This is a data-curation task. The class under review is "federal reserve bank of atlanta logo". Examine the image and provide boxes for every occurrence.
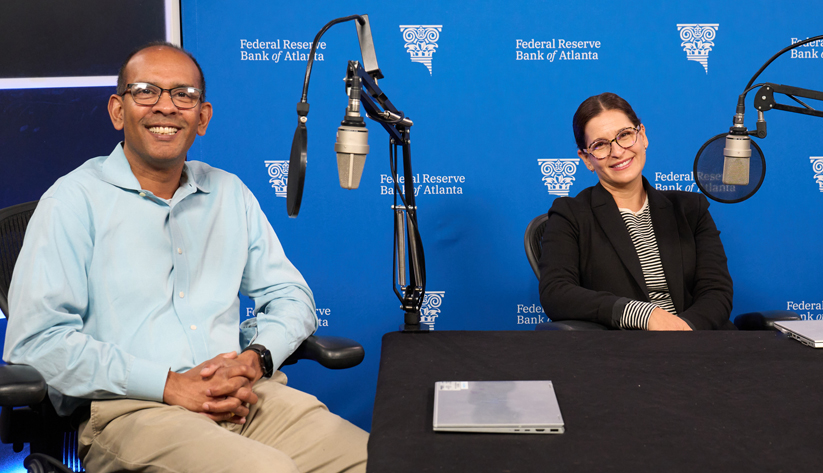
[538,158,580,196]
[420,291,445,330]
[677,24,719,74]
[399,25,442,75]
[264,160,289,198]
[811,157,823,192]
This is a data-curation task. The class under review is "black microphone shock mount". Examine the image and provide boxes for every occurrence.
[695,34,823,203]
[287,15,428,332]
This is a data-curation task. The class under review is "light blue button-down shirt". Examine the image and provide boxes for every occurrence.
[3,144,317,415]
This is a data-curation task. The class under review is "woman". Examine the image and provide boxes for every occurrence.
[538,92,734,330]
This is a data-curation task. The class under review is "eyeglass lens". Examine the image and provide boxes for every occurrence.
[588,128,639,159]
[129,83,201,108]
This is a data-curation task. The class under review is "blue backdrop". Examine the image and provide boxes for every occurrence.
[2,2,822,465]
[180,0,823,431]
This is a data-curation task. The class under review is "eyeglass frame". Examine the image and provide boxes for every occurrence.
[583,125,643,160]
[120,82,204,109]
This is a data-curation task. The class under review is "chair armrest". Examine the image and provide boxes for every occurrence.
[0,364,47,407]
[733,310,801,331]
[25,454,74,473]
[281,335,365,370]
[535,320,611,331]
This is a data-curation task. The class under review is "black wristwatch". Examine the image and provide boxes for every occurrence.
[243,344,274,378]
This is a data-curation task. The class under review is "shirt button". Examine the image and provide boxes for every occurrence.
[139,192,146,197]
[190,325,197,330]
[179,292,185,298]
[177,248,182,254]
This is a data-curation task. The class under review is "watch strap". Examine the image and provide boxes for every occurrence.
[243,344,274,378]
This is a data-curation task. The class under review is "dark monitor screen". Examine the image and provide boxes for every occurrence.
[0,0,167,78]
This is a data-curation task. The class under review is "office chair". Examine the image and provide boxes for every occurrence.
[524,213,800,331]
[0,200,365,473]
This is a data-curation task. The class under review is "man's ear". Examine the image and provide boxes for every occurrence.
[197,101,213,136]
[108,95,125,131]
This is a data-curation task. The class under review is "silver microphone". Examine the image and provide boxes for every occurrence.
[334,75,369,189]
[722,97,752,186]
[722,134,751,186]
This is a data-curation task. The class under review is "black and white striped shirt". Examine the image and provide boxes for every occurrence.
[618,197,677,329]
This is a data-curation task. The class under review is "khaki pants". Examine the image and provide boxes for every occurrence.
[78,371,367,472]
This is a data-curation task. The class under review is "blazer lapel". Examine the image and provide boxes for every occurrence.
[591,184,648,298]
[645,181,686,314]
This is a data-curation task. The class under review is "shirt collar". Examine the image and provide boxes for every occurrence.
[99,143,211,195]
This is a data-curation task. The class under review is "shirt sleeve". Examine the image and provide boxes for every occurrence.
[238,187,317,369]
[3,196,171,404]
[619,300,657,330]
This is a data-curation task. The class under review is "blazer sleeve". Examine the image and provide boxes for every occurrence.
[677,194,733,330]
[538,198,623,327]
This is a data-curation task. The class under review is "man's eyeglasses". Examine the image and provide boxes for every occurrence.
[121,82,203,109]
[585,126,641,160]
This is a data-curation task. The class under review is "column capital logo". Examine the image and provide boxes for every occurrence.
[399,25,443,75]
[538,158,580,196]
[420,291,445,330]
[265,160,289,198]
[811,157,823,192]
[677,24,719,74]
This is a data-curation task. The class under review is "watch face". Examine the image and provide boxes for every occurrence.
[246,345,273,377]
[262,350,273,377]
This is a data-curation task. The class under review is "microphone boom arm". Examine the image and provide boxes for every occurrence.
[753,83,823,119]
[345,61,427,331]
[355,66,414,137]
[695,34,823,203]
[289,14,428,331]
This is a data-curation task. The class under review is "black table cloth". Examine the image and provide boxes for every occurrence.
[368,331,823,473]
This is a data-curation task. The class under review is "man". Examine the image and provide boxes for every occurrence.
[4,42,368,472]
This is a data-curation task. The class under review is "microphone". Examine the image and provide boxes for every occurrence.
[694,132,765,204]
[722,133,751,186]
[722,96,751,186]
[334,73,369,189]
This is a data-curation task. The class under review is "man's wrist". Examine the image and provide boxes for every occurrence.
[237,350,262,375]
[162,370,180,405]
[241,344,273,378]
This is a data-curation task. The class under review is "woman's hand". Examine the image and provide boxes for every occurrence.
[648,308,692,331]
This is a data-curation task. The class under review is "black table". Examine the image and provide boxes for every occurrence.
[367,331,823,473]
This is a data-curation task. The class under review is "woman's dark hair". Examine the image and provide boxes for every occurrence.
[572,92,641,151]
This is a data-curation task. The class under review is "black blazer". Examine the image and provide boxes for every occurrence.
[538,178,734,330]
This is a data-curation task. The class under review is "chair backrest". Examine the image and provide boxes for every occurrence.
[524,213,548,280]
[0,201,39,317]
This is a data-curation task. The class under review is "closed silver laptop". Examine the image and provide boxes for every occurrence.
[774,320,823,348]
[433,380,565,434]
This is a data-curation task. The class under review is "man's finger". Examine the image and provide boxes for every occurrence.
[199,364,218,378]
[230,386,259,405]
[206,375,250,398]
[199,352,241,378]
[204,366,256,393]
[201,411,247,425]
[223,364,256,381]
[202,397,249,417]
